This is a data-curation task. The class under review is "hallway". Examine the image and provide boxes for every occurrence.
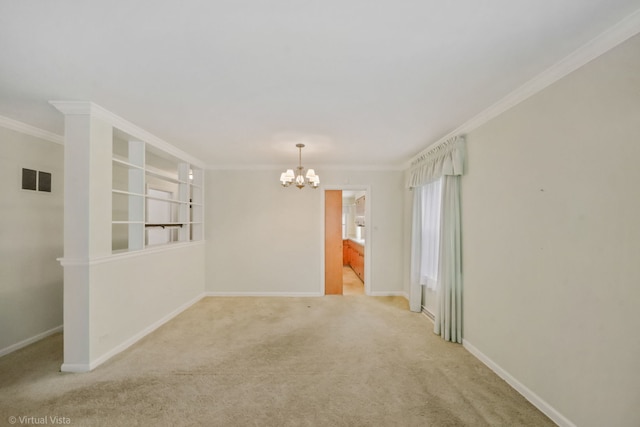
[342,265,364,295]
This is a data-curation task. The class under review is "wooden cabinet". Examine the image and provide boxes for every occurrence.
[343,240,349,265]
[342,239,365,282]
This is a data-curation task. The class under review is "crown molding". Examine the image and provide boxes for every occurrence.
[405,7,640,169]
[206,163,404,171]
[317,163,405,171]
[0,114,63,145]
[49,101,205,168]
[48,100,96,116]
[207,164,287,171]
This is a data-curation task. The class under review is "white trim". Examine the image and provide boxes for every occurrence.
[57,240,205,267]
[406,7,640,168]
[369,291,408,298]
[316,164,404,171]
[321,185,373,296]
[206,164,282,171]
[62,293,205,373]
[207,163,404,171]
[49,101,205,168]
[60,363,91,373]
[0,325,63,357]
[463,339,576,427]
[421,307,435,321]
[204,292,323,297]
[204,291,408,298]
[0,115,63,145]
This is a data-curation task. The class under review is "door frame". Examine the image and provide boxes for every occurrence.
[320,184,372,295]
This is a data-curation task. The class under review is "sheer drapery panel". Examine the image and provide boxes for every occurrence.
[408,136,465,343]
[420,179,442,290]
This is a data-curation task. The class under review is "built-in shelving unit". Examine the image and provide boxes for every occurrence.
[51,101,207,373]
[111,130,204,253]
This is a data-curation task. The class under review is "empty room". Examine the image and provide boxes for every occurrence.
[1,1,639,426]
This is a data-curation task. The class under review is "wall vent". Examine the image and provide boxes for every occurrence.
[22,168,52,192]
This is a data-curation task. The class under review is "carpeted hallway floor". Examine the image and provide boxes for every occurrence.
[0,296,554,426]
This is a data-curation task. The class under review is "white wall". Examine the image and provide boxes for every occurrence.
[89,244,205,365]
[0,126,63,354]
[205,169,405,295]
[461,33,640,427]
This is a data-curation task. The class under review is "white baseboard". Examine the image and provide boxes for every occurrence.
[369,291,408,298]
[462,339,575,427]
[421,308,435,321]
[60,363,91,373]
[0,325,63,358]
[65,293,206,373]
[205,291,409,298]
[204,291,323,297]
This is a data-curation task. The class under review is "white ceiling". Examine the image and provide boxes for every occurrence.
[1,1,639,168]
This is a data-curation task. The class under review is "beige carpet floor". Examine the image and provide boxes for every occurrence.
[0,296,554,426]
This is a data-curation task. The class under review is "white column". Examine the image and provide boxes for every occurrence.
[177,162,190,241]
[127,140,145,250]
[51,102,113,372]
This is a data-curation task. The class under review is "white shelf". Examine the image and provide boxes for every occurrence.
[111,247,135,255]
[145,194,188,204]
[145,166,187,184]
[112,135,204,252]
[112,155,143,169]
[112,189,145,197]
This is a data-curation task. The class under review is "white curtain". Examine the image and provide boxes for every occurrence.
[409,186,424,313]
[434,175,462,343]
[409,178,442,313]
[406,136,465,188]
[420,179,442,291]
[408,136,464,343]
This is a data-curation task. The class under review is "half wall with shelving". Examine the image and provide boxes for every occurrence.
[51,101,206,373]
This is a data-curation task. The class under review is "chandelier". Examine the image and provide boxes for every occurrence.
[279,143,320,189]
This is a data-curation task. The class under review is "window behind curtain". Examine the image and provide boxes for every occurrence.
[420,178,442,290]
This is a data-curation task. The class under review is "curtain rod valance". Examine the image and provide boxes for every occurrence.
[407,136,465,188]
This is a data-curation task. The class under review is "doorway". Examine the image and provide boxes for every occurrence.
[343,265,364,295]
[324,190,343,294]
[324,188,369,295]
